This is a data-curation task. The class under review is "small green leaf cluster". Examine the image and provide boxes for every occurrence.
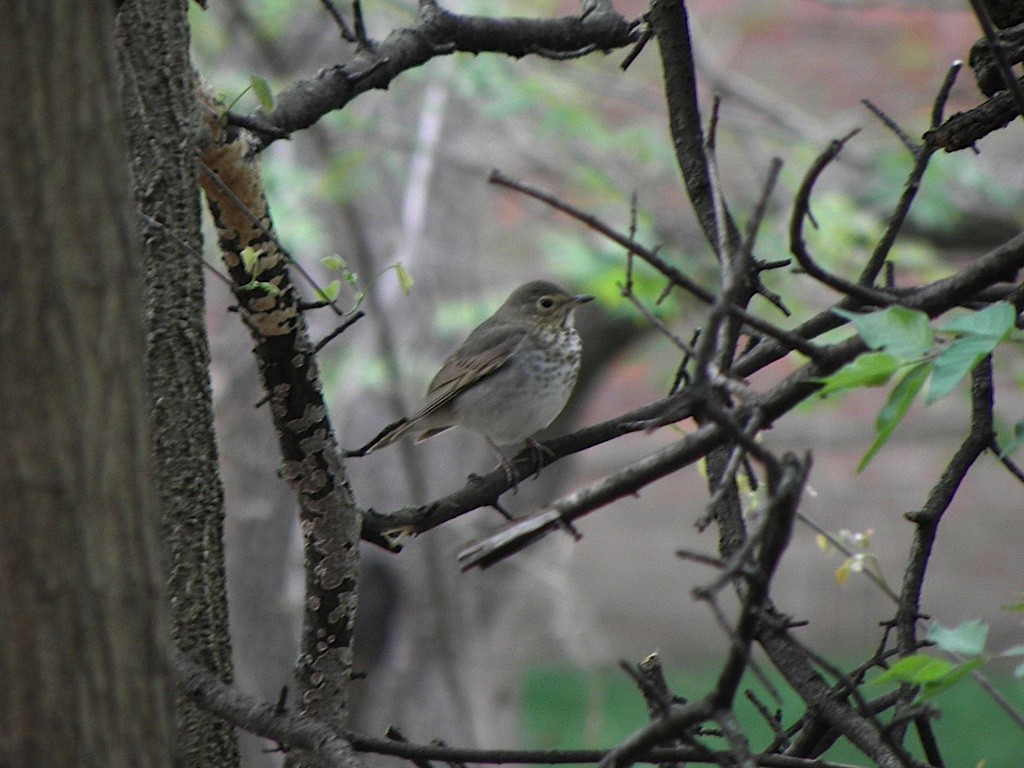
[873,619,1024,701]
[236,246,281,295]
[317,255,413,306]
[815,302,1019,472]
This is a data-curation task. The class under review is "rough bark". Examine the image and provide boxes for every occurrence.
[0,2,173,766]
[196,84,363,767]
[114,1,241,765]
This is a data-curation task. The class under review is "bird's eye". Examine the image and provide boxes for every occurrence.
[538,296,555,309]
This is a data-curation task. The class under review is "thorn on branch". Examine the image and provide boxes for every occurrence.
[620,19,653,71]
[385,727,436,768]
[674,548,725,569]
[274,685,288,715]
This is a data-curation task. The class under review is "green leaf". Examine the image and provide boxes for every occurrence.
[321,254,346,271]
[926,620,988,656]
[834,306,934,361]
[1000,644,1024,657]
[926,334,1000,404]
[316,279,341,303]
[873,654,952,686]
[858,361,932,472]
[938,301,1016,338]
[920,658,984,700]
[258,281,280,295]
[239,280,280,295]
[240,246,263,275]
[1001,600,1024,612]
[815,352,900,396]
[343,269,359,287]
[997,419,1024,458]
[394,263,414,295]
[250,75,274,112]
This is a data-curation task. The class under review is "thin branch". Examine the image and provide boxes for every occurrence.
[796,512,899,603]
[861,99,916,154]
[620,284,696,355]
[620,19,653,71]
[931,61,963,129]
[895,358,994,656]
[172,648,360,766]
[857,64,961,285]
[488,169,825,361]
[135,211,235,289]
[321,0,357,42]
[990,435,1024,485]
[789,131,900,306]
[352,0,372,49]
[313,310,366,354]
[173,649,871,768]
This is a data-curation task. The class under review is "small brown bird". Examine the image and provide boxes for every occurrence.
[362,280,593,454]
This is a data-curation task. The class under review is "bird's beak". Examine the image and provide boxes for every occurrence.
[572,294,595,306]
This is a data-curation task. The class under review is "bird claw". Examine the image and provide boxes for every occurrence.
[523,437,554,479]
[499,455,521,494]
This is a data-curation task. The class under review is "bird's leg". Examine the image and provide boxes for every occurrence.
[522,437,555,479]
[485,438,521,493]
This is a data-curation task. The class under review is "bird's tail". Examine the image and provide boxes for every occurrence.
[346,417,417,457]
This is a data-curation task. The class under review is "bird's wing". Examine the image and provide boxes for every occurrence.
[414,324,525,419]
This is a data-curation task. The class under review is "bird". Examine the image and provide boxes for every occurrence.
[358,280,593,458]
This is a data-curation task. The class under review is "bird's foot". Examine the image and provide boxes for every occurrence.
[523,437,554,479]
[498,454,521,494]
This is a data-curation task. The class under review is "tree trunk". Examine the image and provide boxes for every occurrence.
[0,2,174,766]
[115,1,241,765]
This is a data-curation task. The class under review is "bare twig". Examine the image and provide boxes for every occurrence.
[313,311,366,354]
[320,0,357,42]
[620,19,653,71]
[488,169,825,361]
[790,130,901,307]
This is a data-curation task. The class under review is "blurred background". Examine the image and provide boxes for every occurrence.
[193,1,1024,765]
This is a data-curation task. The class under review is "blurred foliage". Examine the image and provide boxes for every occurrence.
[865,149,1024,233]
[523,663,1024,767]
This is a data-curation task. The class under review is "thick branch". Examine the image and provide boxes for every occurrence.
[244,5,639,147]
[649,0,740,251]
[925,83,1024,151]
[173,649,359,767]
[196,84,362,743]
